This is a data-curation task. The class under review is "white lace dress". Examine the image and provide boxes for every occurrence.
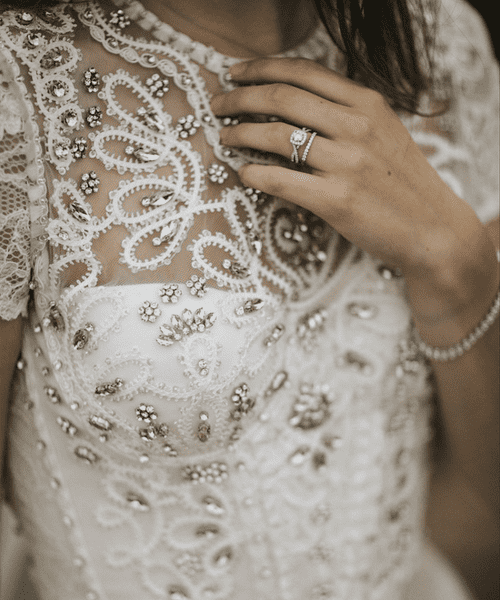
[0,0,497,598]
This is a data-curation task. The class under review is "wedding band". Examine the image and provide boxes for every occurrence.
[290,128,310,163]
[300,131,317,164]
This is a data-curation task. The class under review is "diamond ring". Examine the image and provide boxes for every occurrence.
[290,128,310,163]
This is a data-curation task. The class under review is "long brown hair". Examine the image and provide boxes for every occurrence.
[2,0,440,115]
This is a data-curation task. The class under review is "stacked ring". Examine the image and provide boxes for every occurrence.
[300,131,317,164]
[289,127,310,163]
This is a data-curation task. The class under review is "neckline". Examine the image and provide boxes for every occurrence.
[111,0,334,70]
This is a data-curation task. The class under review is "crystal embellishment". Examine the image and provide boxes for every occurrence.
[264,324,285,346]
[71,137,88,159]
[156,308,216,346]
[80,171,100,195]
[125,145,160,163]
[126,492,150,511]
[63,110,78,128]
[40,49,63,69]
[197,411,211,442]
[42,302,65,331]
[186,274,207,297]
[83,67,100,92]
[136,404,158,424]
[347,302,378,319]
[57,416,78,436]
[74,446,99,464]
[202,496,225,516]
[176,114,201,138]
[138,301,162,322]
[289,383,333,429]
[208,163,228,184]
[244,187,269,205]
[235,298,264,316]
[137,107,165,132]
[95,378,124,396]
[145,73,169,97]
[45,387,61,404]
[86,106,102,127]
[230,383,255,421]
[182,462,228,484]
[73,323,94,350]
[152,223,177,246]
[141,190,175,207]
[222,259,250,278]
[109,9,131,29]
[88,415,112,431]
[160,283,182,303]
[68,202,91,223]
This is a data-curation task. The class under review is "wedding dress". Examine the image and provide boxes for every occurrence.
[0,0,497,598]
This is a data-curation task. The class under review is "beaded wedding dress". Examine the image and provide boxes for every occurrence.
[0,0,497,598]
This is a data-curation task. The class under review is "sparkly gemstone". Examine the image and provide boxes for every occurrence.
[54,143,70,159]
[83,67,100,93]
[73,323,93,349]
[42,302,65,331]
[25,32,43,49]
[126,491,150,511]
[88,415,112,431]
[266,371,288,395]
[74,446,99,464]
[68,202,91,223]
[196,524,219,538]
[126,146,160,162]
[19,11,34,24]
[109,9,131,29]
[95,378,124,396]
[50,82,66,98]
[40,49,63,69]
[213,547,232,567]
[202,496,225,516]
[141,190,174,207]
[347,302,378,319]
[289,446,311,466]
[234,297,264,316]
[63,110,78,128]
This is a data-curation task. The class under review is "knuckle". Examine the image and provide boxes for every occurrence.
[363,88,388,111]
[265,83,289,109]
[351,114,374,139]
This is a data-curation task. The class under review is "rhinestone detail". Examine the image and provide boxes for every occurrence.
[83,67,100,92]
[80,171,100,195]
[145,73,169,97]
[176,114,201,138]
[207,163,228,184]
[160,283,182,303]
[182,462,228,484]
[186,274,207,297]
[95,378,123,396]
[138,301,162,322]
[156,308,216,347]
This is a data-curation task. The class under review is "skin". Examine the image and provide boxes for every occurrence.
[1,0,499,597]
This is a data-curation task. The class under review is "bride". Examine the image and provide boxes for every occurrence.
[0,0,498,599]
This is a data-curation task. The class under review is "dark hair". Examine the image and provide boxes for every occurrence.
[3,0,441,115]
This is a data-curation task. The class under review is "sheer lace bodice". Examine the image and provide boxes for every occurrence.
[0,0,498,598]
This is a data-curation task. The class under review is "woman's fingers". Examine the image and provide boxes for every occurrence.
[228,57,385,112]
[220,122,331,171]
[238,163,345,222]
[211,83,365,141]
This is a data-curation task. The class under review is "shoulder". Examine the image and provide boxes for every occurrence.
[433,0,497,79]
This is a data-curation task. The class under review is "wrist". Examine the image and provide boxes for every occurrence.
[404,227,500,348]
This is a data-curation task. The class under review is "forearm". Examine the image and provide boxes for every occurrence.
[406,222,500,514]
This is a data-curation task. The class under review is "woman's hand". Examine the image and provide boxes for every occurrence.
[210,57,495,320]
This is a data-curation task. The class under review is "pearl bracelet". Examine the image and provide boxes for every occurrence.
[411,250,500,361]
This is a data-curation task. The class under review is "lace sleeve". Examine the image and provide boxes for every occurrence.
[0,48,33,321]
[404,0,499,225]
